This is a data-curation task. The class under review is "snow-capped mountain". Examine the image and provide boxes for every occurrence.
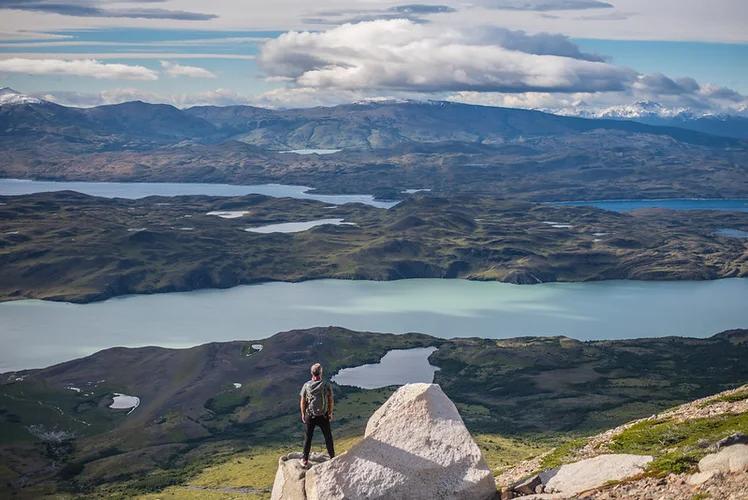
[545,101,748,140]
[0,88,43,106]
[550,101,696,120]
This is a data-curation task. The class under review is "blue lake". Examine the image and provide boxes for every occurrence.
[550,199,748,212]
[715,229,748,238]
[278,149,342,155]
[1,278,747,372]
[0,179,398,209]
[332,347,440,389]
[3,179,746,213]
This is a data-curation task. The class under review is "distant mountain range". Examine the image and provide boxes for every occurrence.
[1,88,740,150]
[5,88,746,141]
[2,88,747,201]
[548,101,748,140]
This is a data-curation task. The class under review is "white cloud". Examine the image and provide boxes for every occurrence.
[36,86,409,109]
[0,37,270,48]
[1,0,747,44]
[0,58,158,80]
[448,74,748,116]
[475,0,613,11]
[0,30,73,41]
[34,77,748,117]
[0,52,254,60]
[39,88,255,108]
[257,20,637,93]
[253,87,373,108]
[160,60,216,78]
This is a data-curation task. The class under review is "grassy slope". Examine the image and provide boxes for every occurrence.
[531,385,748,479]
[1,192,746,303]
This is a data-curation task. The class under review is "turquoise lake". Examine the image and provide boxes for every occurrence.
[550,199,748,212]
[0,179,398,208]
[4,179,748,212]
[1,278,747,372]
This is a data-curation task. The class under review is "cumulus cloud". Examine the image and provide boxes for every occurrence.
[257,20,636,94]
[470,27,605,61]
[476,0,613,11]
[0,0,217,20]
[0,58,158,80]
[160,61,216,78]
[634,73,701,96]
[448,75,748,116]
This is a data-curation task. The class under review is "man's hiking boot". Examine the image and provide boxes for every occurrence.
[300,458,309,467]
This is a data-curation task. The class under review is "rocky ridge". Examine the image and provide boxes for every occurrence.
[495,384,748,499]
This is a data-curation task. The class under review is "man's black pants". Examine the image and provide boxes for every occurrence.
[302,415,335,461]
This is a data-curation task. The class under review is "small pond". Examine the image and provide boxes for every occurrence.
[245,219,356,233]
[715,229,748,239]
[332,347,440,389]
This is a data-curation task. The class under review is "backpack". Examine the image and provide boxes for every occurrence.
[303,379,330,417]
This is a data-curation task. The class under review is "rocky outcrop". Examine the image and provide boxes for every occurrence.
[688,444,748,485]
[539,454,652,496]
[495,384,748,499]
[499,454,653,499]
[271,452,328,500]
[272,383,498,500]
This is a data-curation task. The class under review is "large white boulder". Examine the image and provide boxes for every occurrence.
[305,383,497,500]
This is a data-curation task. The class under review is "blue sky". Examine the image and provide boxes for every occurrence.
[0,0,746,113]
[573,39,748,94]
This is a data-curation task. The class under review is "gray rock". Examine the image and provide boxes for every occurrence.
[511,474,542,495]
[305,383,498,500]
[686,444,748,486]
[709,432,748,453]
[699,444,748,474]
[270,452,328,500]
[539,454,653,496]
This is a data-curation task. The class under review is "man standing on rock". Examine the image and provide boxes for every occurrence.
[300,363,335,466]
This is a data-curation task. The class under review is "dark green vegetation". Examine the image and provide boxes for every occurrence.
[2,100,747,201]
[540,409,748,477]
[609,413,748,474]
[1,327,746,498]
[2,192,747,303]
[433,329,748,434]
